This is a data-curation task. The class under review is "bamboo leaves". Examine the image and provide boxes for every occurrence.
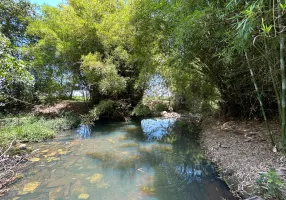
[261,18,273,34]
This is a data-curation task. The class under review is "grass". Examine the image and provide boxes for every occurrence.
[0,114,81,147]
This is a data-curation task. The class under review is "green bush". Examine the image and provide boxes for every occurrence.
[87,100,116,121]
[0,114,81,147]
[1,123,54,144]
[154,103,168,112]
[39,115,81,130]
[253,168,285,200]
[6,123,54,142]
[132,103,152,117]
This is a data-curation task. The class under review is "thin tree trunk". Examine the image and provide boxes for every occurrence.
[263,38,281,119]
[277,0,286,142]
[245,52,275,146]
[70,85,74,99]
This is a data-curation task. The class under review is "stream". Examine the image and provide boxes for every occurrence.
[3,118,236,200]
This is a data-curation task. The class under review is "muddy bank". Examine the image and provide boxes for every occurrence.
[200,118,286,199]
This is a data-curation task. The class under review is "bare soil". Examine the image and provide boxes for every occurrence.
[33,100,90,116]
[200,118,286,199]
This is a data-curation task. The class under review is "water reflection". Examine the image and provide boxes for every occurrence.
[141,118,176,141]
[77,124,91,138]
[4,118,236,200]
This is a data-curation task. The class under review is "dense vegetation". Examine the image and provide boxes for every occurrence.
[1,0,286,146]
[0,114,81,146]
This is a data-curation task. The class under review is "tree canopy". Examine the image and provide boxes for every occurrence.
[1,0,286,144]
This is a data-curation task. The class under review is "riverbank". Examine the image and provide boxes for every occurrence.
[0,115,81,196]
[200,117,285,199]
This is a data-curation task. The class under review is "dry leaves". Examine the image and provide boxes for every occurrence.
[22,181,40,194]
[89,173,103,184]
[78,193,90,199]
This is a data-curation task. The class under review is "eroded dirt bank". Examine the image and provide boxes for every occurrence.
[200,118,286,199]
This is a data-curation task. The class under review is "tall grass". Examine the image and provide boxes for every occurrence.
[0,115,81,147]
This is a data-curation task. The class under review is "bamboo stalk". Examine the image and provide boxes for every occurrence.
[263,38,281,119]
[245,52,275,146]
[277,0,286,142]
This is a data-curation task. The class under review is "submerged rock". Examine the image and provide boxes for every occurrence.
[17,144,27,150]
[245,196,264,200]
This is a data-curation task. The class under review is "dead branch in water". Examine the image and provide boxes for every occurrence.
[0,139,27,195]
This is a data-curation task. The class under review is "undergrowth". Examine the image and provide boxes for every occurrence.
[131,103,153,117]
[253,168,285,200]
[0,114,81,147]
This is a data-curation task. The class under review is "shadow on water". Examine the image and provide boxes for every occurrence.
[3,118,237,200]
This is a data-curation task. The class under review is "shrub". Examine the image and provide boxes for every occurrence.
[154,103,168,112]
[0,114,81,147]
[132,103,152,117]
[253,168,285,200]
[39,114,81,130]
[87,100,116,121]
[1,122,55,143]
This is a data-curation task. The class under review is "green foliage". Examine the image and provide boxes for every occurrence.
[280,2,286,11]
[0,0,35,110]
[39,114,81,130]
[25,0,142,109]
[0,118,55,145]
[0,115,81,146]
[261,18,273,34]
[253,169,285,200]
[2,122,54,142]
[0,33,32,82]
[0,0,35,45]
[81,53,126,96]
[87,100,116,121]
[1,0,285,138]
[154,103,168,113]
[131,103,152,117]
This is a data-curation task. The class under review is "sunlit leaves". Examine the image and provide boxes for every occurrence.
[0,0,35,45]
[261,18,273,34]
[26,0,138,106]
[280,1,286,11]
[87,100,115,121]
[81,53,126,96]
[0,33,32,83]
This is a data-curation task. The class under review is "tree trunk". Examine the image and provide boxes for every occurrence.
[277,0,286,142]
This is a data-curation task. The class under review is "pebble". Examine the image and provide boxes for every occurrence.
[17,143,27,150]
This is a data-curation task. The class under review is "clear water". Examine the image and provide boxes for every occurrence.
[4,118,236,200]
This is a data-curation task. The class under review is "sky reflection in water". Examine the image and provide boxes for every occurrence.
[4,118,236,200]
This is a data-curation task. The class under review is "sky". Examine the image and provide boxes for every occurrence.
[29,0,64,6]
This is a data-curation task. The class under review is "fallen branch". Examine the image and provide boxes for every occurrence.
[0,139,28,196]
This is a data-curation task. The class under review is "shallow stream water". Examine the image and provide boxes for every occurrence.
[4,118,236,200]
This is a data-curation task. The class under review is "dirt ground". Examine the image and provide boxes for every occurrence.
[33,100,90,116]
[200,118,286,199]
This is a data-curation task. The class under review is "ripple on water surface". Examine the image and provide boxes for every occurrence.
[3,118,237,200]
